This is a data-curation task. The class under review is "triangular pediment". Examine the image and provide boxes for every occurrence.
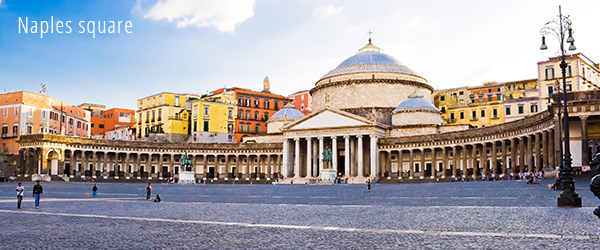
[284,107,373,131]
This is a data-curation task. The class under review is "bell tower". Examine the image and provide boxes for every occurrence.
[262,76,271,93]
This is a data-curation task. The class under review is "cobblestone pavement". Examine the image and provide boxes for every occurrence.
[0,179,599,249]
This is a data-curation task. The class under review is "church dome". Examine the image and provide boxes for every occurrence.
[393,92,440,113]
[269,103,304,122]
[319,40,422,81]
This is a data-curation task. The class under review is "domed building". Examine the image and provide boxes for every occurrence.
[310,39,433,125]
[391,91,442,126]
[267,103,304,134]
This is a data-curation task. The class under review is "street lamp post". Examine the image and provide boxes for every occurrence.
[540,6,582,207]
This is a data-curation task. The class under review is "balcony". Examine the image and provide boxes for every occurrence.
[470,118,478,121]
[1,132,18,138]
[448,118,456,123]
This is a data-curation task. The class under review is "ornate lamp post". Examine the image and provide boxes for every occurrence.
[540,6,581,207]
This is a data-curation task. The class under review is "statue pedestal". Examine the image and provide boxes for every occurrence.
[178,171,196,184]
[321,169,336,180]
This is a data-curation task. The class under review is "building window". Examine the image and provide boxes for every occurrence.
[254,111,259,120]
[497,95,502,101]
[13,125,18,135]
[255,124,260,134]
[493,109,498,117]
[228,108,233,119]
[245,110,250,119]
[441,107,446,113]
[274,102,279,110]
[505,106,511,115]
[238,109,243,119]
[488,96,492,102]
[193,106,198,117]
[531,104,538,113]
[203,120,209,132]
[301,95,304,102]
[450,113,455,120]
[548,86,553,95]
[518,106,524,114]
[239,123,245,132]
[254,99,259,108]
[152,111,155,121]
[460,112,464,119]
[459,91,464,95]
[203,105,209,117]
[27,125,32,134]
[238,98,243,105]
[3,108,6,117]
[480,110,485,118]
[245,99,250,106]
[153,98,156,106]
[14,107,19,118]
[440,96,445,101]
[175,96,180,107]
[158,109,162,120]
[568,65,572,77]
[99,124,104,129]
[566,84,572,92]
[264,100,270,109]
[301,103,305,111]
[545,68,555,80]
[227,123,233,133]
[139,101,142,110]
[193,121,197,132]
[246,124,251,132]
[471,110,477,119]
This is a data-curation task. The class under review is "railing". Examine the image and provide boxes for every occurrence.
[1,132,18,138]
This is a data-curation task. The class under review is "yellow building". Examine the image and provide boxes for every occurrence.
[503,79,540,122]
[189,91,237,143]
[435,82,505,128]
[136,92,200,142]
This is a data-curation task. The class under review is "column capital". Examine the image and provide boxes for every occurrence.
[331,136,337,140]
[580,115,589,120]
[343,135,350,139]
[294,137,300,141]
[356,134,363,138]
[317,136,324,140]
[305,137,312,141]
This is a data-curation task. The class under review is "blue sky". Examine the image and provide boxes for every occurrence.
[1,0,599,110]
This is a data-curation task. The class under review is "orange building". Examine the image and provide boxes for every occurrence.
[288,90,312,115]
[83,107,135,138]
[209,76,292,142]
[0,91,90,154]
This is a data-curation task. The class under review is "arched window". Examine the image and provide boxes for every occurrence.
[245,110,250,119]
[255,124,260,134]
[239,123,245,132]
[254,111,259,120]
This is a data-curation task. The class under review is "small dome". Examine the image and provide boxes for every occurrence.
[319,40,422,80]
[269,103,304,122]
[393,92,439,113]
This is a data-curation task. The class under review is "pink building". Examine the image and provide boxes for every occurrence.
[288,90,312,115]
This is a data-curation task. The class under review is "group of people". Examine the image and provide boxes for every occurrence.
[15,180,43,209]
[13,181,163,209]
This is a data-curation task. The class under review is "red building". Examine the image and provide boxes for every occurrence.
[288,90,312,115]
[78,104,135,139]
[209,76,292,142]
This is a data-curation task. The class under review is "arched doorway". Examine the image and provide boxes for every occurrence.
[47,150,60,175]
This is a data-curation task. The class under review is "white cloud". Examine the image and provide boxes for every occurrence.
[0,0,5,9]
[142,0,255,33]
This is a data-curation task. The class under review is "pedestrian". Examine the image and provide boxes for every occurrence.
[32,180,43,209]
[16,182,24,209]
[367,179,371,192]
[92,184,98,197]
[146,183,152,200]
[153,194,161,202]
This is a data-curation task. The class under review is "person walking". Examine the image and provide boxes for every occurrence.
[146,183,152,200]
[367,179,371,192]
[92,184,98,197]
[16,182,24,209]
[32,180,43,209]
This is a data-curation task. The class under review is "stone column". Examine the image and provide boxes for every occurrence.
[235,155,240,179]
[491,142,497,178]
[409,149,414,179]
[535,133,542,172]
[282,139,289,177]
[370,134,378,178]
[313,139,318,176]
[462,145,468,178]
[81,151,87,176]
[471,144,477,179]
[124,153,130,177]
[387,150,392,178]
[526,135,533,173]
[481,143,487,177]
[581,116,589,168]
[306,138,312,178]
[511,138,517,176]
[294,138,300,178]
[344,135,350,177]
[419,148,425,179]
[318,137,324,176]
[518,137,525,174]
[542,131,549,169]
[266,155,271,179]
[548,130,555,169]
[104,152,109,177]
[332,136,338,174]
[398,150,404,178]
[441,147,447,178]
[353,135,361,176]
[452,146,458,178]
[501,140,507,178]
[203,155,208,178]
